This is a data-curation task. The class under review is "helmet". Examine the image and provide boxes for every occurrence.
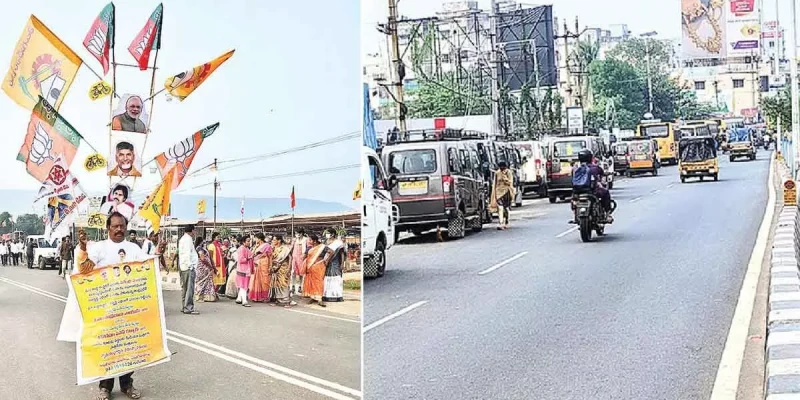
[578,149,593,164]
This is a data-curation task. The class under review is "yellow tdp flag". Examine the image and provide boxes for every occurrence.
[197,199,206,215]
[163,50,234,101]
[138,168,177,233]
[353,180,362,200]
[3,15,83,110]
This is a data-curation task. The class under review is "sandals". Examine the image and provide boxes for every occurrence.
[242,303,251,307]
[95,388,111,400]
[122,386,142,399]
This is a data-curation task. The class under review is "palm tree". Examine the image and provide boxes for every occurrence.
[571,39,600,108]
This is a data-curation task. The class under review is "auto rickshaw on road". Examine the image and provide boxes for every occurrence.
[620,137,659,176]
[611,142,629,176]
[678,136,718,183]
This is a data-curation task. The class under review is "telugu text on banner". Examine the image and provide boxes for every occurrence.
[71,258,170,385]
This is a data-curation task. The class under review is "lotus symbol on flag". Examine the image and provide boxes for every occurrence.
[167,137,196,162]
[30,122,55,166]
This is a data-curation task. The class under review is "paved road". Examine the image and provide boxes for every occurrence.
[0,266,361,400]
[364,154,771,400]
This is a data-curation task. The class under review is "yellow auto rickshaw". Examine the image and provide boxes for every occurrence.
[679,136,718,183]
[621,138,659,176]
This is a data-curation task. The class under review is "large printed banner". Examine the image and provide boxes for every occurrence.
[71,258,170,384]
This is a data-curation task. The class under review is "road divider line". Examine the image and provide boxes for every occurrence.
[363,301,427,333]
[709,155,776,399]
[667,183,675,188]
[477,252,528,276]
[630,196,643,203]
[0,276,362,400]
[651,189,660,194]
[556,226,578,238]
[284,309,361,324]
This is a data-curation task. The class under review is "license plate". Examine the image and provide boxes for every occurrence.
[398,180,428,196]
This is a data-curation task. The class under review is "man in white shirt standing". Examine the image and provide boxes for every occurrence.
[12,240,21,266]
[142,232,156,256]
[178,225,199,315]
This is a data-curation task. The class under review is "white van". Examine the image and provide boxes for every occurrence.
[513,141,548,197]
[362,146,399,278]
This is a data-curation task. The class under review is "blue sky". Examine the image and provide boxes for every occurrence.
[362,0,797,61]
[0,0,360,212]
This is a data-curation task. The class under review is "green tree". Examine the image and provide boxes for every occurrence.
[571,39,600,107]
[589,59,645,129]
[0,212,12,234]
[762,84,793,131]
[606,38,671,76]
[16,213,44,235]
[406,72,491,118]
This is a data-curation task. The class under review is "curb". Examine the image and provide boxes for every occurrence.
[766,162,800,398]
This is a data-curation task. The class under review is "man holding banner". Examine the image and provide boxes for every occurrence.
[58,212,158,399]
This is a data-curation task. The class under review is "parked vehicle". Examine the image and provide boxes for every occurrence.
[611,143,630,175]
[383,129,487,240]
[362,146,399,278]
[636,120,680,165]
[545,135,608,203]
[621,138,660,176]
[512,140,549,197]
[27,235,60,269]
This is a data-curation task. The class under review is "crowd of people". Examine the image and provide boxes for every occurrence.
[0,239,24,266]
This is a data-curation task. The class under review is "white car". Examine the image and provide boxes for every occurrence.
[361,146,399,278]
[27,235,60,269]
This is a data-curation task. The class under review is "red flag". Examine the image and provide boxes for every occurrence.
[290,186,296,209]
[83,2,115,75]
[128,3,163,70]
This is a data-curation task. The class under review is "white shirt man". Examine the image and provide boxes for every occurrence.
[178,227,199,314]
[142,237,155,256]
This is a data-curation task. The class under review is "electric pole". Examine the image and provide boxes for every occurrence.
[555,18,583,108]
[387,0,407,133]
[213,158,218,229]
[489,0,500,136]
[791,0,799,177]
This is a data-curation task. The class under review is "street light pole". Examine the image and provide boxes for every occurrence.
[213,158,218,230]
[640,31,658,114]
[791,0,799,177]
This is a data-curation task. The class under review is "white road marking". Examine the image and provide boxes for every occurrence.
[630,196,643,203]
[667,183,675,188]
[651,189,660,194]
[556,226,578,238]
[477,252,528,276]
[363,301,428,333]
[0,276,362,400]
[285,308,361,324]
[709,155,776,400]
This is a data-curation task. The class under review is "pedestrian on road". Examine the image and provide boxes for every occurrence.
[269,235,296,306]
[322,228,346,303]
[303,234,331,308]
[13,239,22,265]
[235,235,254,307]
[128,231,140,248]
[142,232,156,256]
[0,240,8,266]
[194,246,218,302]
[248,233,272,303]
[207,232,227,296]
[291,229,308,295]
[57,213,146,400]
[225,238,239,299]
[25,238,34,269]
[59,235,74,278]
[490,161,515,230]
[178,225,200,315]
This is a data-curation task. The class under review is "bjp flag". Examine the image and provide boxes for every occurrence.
[163,50,234,101]
[138,168,176,233]
[18,96,83,182]
[3,15,83,110]
[153,122,219,189]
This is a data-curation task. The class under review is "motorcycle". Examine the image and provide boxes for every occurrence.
[571,193,617,242]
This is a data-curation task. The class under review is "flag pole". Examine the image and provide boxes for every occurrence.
[108,9,117,191]
[132,45,161,193]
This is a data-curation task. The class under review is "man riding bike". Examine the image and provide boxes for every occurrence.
[571,149,613,223]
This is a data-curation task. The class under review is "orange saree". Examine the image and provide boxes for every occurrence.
[303,244,328,300]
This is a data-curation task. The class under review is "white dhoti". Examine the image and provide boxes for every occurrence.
[56,271,80,343]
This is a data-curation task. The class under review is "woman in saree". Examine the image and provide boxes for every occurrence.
[248,233,272,303]
[322,229,346,302]
[194,246,218,302]
[269,235,296,307]
[291,229,308,295]
[303,234,331,307]
[235,235,254,307]
[224,237,239,299]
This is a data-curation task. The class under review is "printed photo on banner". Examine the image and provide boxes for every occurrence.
[100,183,135,221]
[69,258,170,385]
[108,131,145,177]
[681,0,727,59]
[111,93,149,133]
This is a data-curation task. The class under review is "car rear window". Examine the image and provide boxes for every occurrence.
[388,149,437,175]
[629,142,651,154]
[553,141,586,157]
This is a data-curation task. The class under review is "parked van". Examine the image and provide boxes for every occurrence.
[546,136,609,203]
[383,129,487,240]
[512,141,548,197]
[361,146,398,278]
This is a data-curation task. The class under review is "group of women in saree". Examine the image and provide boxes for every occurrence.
[205,228,348,308]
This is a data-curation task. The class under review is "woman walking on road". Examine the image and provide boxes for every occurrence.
[303,234,330,307]
[248,233,272,303]
[269,235,296,306]
[491,161,515,230]
[235,236,254,307]
[322,228,346,303]
[194,246,218,302]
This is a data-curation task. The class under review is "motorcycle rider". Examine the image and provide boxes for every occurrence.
[572,149,613,223]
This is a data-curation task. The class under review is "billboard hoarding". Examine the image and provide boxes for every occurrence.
[682,0,727,59]
[726,0,760,56]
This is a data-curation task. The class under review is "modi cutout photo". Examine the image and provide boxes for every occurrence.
[108,131,145,177]
[111,93,149,133]
[100,183,136,221]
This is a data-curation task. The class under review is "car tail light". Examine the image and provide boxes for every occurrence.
[546,160,552,173]
[442,175,453,193]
